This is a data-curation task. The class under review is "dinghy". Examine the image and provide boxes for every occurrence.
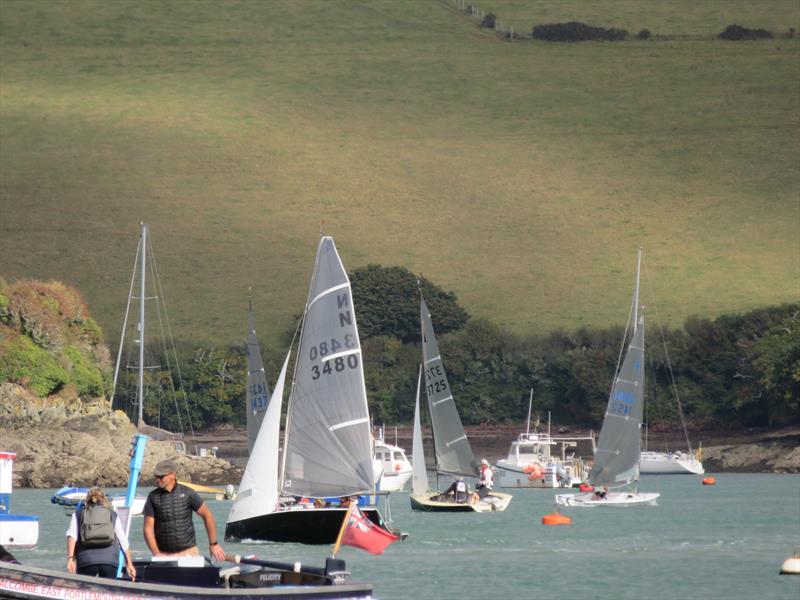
[409,297,512,512]
[226,236,393,544]
[0,553,372,599]
[555,250,660,508]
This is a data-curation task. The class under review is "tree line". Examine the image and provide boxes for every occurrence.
[115,265,798,434]
[3,271,797,434]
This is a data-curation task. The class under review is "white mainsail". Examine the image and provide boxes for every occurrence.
[420,296,476,477]
[281,236,374,498]
[411,366,429,496]
[227,350,290,525]
[246,291,271,455]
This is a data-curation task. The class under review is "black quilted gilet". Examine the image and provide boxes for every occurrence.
[148,484,197,552]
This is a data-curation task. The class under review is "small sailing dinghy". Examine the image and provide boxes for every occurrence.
[555,250,660,508]
[226,236,393,544]
[409,297,512,513]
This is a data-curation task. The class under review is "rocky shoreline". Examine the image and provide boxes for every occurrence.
[0,383,242,489]
[1,382,797,489]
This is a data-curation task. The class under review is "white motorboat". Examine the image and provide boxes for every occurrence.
[496,392,594,489]
[496,432,594,488]
[374,427,413,492]
[640,450,704,475]
[0,451,38,548]
[555,250,660,508]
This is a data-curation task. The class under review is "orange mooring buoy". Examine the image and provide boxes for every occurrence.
[542,512,572,526]
[702,476,716,486]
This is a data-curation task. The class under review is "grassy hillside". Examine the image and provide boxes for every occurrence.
[1,0,797,349]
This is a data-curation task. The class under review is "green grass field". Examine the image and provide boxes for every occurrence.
[1,0,798,348]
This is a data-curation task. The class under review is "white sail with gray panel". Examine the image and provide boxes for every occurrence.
[420,296,476,477]
[281,236,374,498]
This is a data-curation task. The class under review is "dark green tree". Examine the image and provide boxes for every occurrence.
[350,265,469,341]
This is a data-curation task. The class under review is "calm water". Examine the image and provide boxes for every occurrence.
[7,474,800,600]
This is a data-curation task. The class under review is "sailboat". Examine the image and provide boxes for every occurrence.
[246,289,271,456]
[555,250,660,507]
[111,222,194,448]
[225,236,393,544]
[409,296,513,512]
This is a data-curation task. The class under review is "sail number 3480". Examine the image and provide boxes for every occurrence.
[311,354,359,379]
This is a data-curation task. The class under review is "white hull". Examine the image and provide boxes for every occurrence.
[60,495,147,516]
[640,452,704,475]
[554,490,660,507]
[377,468,413,492]
[374,438,413,492]
[0,517,39,547]
[496,462,578,489]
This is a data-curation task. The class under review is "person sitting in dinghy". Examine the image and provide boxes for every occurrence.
[593,487,608,500]
[66,487,136,580]
[475,459,494,500]
[443,477,469,503]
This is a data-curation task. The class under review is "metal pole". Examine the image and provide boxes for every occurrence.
[137,223,147,427]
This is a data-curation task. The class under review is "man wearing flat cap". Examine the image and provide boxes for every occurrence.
[142,459,226,562]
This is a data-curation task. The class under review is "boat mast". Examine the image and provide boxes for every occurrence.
[137,222,148,428]
[633,248,642,334]
[525,388,533,436]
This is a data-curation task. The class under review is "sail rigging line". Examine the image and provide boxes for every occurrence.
[146,235,198,452]
[432,395,453,406]
[641,255,694,455]
[111,236,142,405]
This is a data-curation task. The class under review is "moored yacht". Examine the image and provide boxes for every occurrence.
[640,450,704,475]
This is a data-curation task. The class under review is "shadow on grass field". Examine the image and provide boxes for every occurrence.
[0,0,797,347]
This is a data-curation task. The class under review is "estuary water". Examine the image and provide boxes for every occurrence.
[7,474,800,600]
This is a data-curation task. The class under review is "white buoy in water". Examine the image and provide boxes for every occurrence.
[780,555,800,575]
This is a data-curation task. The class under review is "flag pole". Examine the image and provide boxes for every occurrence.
[330,501,356,558]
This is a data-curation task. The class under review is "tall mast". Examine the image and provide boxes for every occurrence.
[633,248,642,333]
[525,388,533,436]
[137,222,147,427]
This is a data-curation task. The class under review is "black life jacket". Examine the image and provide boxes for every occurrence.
[148,484,198,553]
[75,507,120,569]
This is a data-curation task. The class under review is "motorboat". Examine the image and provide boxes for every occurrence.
[0,452,38,548]
[495,392,594,489]
[495,431,594,489]
[374,427,413,492]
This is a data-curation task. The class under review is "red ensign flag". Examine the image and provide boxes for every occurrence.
[340,505,399,554]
